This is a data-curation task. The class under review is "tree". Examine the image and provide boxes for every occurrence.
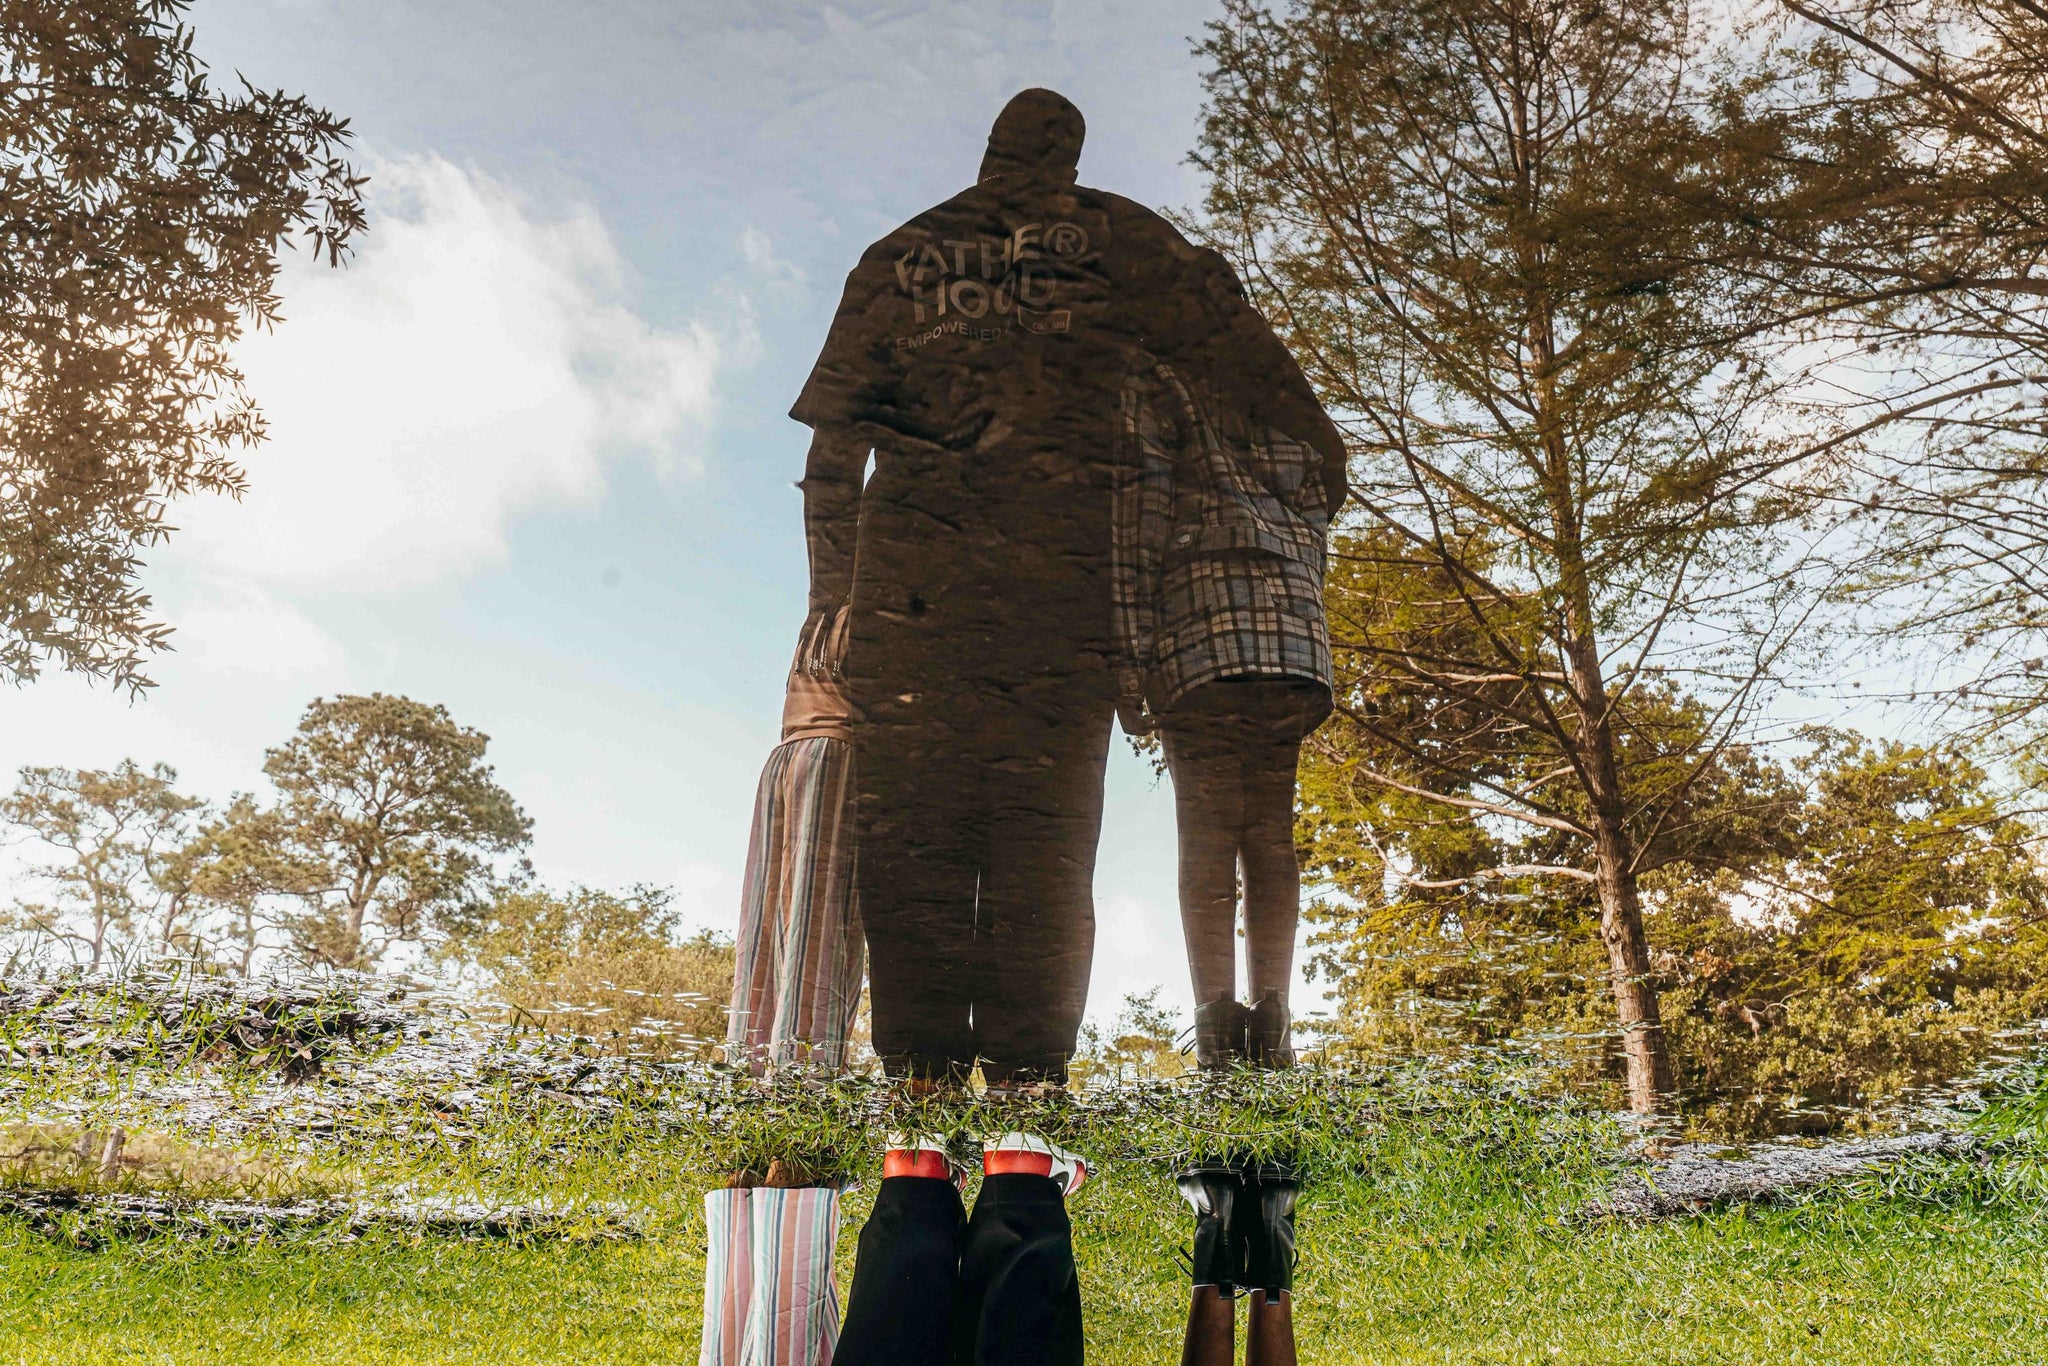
[1657,733,2048,1132]
[260,694,531,970]
[0,759,204,966]
[1070,989,1194,1086]
[1308,716,2048,1133]
[1300,532,1805,1090]
[439,883,733,1059]
[174,794,302,973]
[1199,0,1830,1110]
[1678,2,2048,758]
[2,0,366,692]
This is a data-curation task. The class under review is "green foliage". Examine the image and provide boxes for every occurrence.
[1653,735,2048,1131]
[1307,714,2048,1133]
[439,884,732,1059]
[258,694,532,971]
[0,697,544,977]
[0,0,366,691]
[1069,988,1191,1087]
[1,762,207,968]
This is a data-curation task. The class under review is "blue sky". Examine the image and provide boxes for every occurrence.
[3,0,1320,1026]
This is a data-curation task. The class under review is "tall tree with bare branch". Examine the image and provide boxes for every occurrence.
[1637,2,2048,755]
[1198,0,1839,1109]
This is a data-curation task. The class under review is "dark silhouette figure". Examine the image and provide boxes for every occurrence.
[793,88,1339,1088]
[797,88,1343,1366]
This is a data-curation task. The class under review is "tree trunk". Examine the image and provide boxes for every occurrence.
[1591,813,1672,1112]
[343,899,367,969]
[1533,271,1672,1113]
[1572,649,1674,1114]
[340,869,375,970]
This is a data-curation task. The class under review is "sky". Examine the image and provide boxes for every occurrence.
[0,0,1332,1029]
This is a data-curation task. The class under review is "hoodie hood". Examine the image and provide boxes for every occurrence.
[978,88,1085,183]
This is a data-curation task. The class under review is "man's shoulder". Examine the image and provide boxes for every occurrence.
[853,180,1187,252]
[1087,188,1202,255]
[850,181,1016,257]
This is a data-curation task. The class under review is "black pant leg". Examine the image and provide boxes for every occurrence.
[969,677,1112,1083]
[835,1177,967,1366]
[854,668,985,1078]
[951,1173,1084,1366]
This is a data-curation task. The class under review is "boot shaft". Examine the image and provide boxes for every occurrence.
[1245,994,1294,1069]
[1192,998,1250,1071]
[1175,1163,1243,1292]
[1233,1161,1299,1297]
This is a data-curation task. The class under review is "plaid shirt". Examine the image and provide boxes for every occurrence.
[1112,361,1334,728]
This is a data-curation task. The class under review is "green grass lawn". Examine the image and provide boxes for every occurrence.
[4,1168,2043,1365]
[6,977,2045,1364]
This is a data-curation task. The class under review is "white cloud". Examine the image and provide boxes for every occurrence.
[0,151,737,908]
[172,152,723,591]
[169,582,349,682]
[1086,889,1187,1023]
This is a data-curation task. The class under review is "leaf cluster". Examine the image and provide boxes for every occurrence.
[0,0,366,690]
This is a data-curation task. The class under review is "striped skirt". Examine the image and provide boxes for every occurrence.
[700,1186,842,1366]
[727,735,864,1073]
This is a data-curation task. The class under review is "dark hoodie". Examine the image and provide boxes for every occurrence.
[792,89,1163,453]
[791,89,1338,651]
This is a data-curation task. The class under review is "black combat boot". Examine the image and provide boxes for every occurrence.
[1234,1157,1300,1366]
[1175,1158,1242,1366]
[1192,997,1249,1071]
[1245,993,1294,1069]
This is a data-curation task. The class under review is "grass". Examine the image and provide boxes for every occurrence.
[3,968,2047,1363]
[3,1174,2043,1364]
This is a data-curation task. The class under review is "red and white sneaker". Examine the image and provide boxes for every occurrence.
[983,1132,1090,1197]
[882,1133,969,1189]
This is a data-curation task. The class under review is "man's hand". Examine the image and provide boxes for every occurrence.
[1114,666,1157,737]
[796,605,849,681]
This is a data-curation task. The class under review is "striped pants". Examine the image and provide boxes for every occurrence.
[727,735,865,1073]
[701,1186,842,1366]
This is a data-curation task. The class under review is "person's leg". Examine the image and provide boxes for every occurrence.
[1162,723,1246,1008]
[700,1185,755,1366]
[1246,1290,1298,1366]
[1239,1160,1301,1366]
[970,675,1113,1084]
[1161,719,1250,1067]
[833,1157,967,1366]
[1239,728,1304,1004]
[1175,1158,1241,1366]
[764,736,863,1072]
[728,743,800,1072]
[853,679,981,1083]
[953,1137,1089,1366]
[1237,685,1316,1067]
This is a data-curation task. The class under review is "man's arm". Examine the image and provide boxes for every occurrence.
[1194,251,1350,513]
[799,424,869,616]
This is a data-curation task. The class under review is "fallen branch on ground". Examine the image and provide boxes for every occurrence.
[0,1183,644,1246]
[1585,1131,1986,1220]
